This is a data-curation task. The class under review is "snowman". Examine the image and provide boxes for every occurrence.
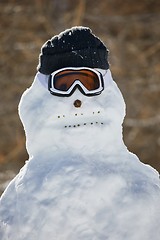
[0,26,160,240]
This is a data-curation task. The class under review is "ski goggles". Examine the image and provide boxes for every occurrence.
[48,67,104,97]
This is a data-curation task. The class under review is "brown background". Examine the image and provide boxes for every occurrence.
[0,0,160,194]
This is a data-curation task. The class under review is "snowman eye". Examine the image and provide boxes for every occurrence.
[49,67,104,97]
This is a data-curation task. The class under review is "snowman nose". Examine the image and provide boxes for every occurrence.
[73,99,82,108]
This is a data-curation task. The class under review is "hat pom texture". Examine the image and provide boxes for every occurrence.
[38,27,109,74]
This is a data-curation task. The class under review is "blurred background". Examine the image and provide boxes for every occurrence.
[0,0,160,195]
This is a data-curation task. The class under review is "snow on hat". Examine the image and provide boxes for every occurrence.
[37,26,109,75]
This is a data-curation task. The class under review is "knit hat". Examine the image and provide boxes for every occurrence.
[37,26,109,75]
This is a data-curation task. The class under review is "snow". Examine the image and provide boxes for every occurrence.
[0,69,160,240]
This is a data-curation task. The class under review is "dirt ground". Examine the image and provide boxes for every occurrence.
[0,0,160,194]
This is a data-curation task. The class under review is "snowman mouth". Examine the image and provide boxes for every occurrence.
[64,122,104,128]
[55,110,104,128]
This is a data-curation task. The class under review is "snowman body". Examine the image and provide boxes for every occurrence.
[0,69,160,240]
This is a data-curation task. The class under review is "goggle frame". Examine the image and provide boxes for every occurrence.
[48,67,104,97]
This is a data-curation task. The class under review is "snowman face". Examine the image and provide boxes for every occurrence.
[19,68,125,130]
[33,68,123,128]
[19,68,125,155]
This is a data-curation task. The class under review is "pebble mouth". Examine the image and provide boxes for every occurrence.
[55,110,104,128]
[64,122,104,128]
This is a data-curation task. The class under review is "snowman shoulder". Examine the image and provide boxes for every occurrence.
[0,176,17,224]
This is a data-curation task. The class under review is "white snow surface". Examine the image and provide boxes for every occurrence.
[0,69,160,240]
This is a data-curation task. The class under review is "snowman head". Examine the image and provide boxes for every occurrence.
[19,27,126,157]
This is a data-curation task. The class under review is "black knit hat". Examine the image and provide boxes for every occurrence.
[37,26,109,75]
